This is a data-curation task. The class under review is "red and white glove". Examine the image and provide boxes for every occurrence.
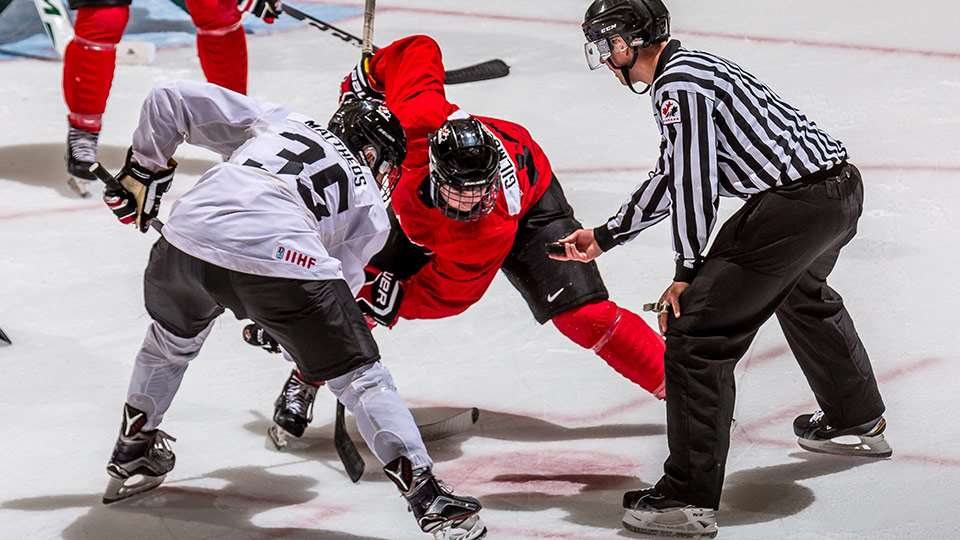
[339,54,384,104]
[356,268,404,328]
[238,0,281,23]
[102,148,175,233]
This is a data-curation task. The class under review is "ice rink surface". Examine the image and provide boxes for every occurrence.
[2,1,959,538]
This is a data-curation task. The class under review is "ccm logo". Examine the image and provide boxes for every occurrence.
[276,246,317,270]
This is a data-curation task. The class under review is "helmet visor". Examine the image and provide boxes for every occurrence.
[584,38,612,70]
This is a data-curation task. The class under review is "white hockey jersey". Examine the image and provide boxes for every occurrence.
[131,81,389,295]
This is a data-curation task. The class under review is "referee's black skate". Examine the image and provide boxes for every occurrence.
[268,370,320,449]
[384,456,487,540]
[103,404,176,504]
[621,487,717,538]
[794,410,892,458]
[65,126,100,198]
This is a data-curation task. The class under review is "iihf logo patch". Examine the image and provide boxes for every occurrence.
[660,99,682,125]
[275,245,317,270]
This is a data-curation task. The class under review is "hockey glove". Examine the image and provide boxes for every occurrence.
[356,269,404,328]
[102,148,176,233]
[243,323,281,353]
[238,0,281,23]
[339,54,384,104]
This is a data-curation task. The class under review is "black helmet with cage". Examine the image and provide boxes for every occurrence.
[427,118,502,222]
[327,99,407,202]
[582,0,670,94]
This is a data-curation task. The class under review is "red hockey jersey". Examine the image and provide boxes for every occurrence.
[364,35,554,320]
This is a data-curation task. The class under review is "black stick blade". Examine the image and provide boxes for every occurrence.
[0,326,10,345]
[334,401,365,483]
[444,59,510,85]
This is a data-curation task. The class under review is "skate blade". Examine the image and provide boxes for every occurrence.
[66,176,93,198]
[102,473,166,504]
[431,514,487,540]
[797,433,892,458]
[622,507,718,538]
[268,424,292,450]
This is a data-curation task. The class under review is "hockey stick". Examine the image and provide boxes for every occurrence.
[280,4,509,85]
[335,401,365,483]
[0,326,10,345]
[360,0,374,56]
[33,0,155,64]
[333,403,479,482]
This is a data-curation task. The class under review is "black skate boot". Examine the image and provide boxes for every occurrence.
[794,410,892,457]
[621,487,717,538]
[103,403,176,504]
[65,126,100,198]
[268,370,320,449]
[384,456,486,540]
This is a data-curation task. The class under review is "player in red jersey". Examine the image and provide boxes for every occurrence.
[257,35,666,442]
[62,0,279,195]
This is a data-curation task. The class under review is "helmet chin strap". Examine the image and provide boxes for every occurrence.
[612,44,651,95]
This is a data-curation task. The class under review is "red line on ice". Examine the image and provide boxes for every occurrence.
[311,1,960,61]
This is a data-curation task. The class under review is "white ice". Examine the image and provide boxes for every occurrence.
[1,1,959,538]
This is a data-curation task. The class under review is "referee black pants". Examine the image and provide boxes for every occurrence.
[656,163,885,509]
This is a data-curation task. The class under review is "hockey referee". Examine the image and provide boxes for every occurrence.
[554,0,891,536]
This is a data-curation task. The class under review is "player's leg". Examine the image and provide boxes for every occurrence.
[185,0,247,94]
[231,274,486,538]
[774,167,888,456]
[105,239,224,503]
[501,177,665,397]
[62,0,130,192]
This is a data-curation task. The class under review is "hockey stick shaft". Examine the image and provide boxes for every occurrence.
[90,162,165,233]
[280,4,509,85]
[361,0,375,56]
[335,400,366,482]
[0,326,10,345]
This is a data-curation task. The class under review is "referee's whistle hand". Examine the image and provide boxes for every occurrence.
[550,229,602,263]
[657,281,689,335]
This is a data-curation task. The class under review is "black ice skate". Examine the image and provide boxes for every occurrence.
[621,487,717,538]
[384,456,486,540]
[103,403,176,504]
[268,370,320,450]
[794,410,892,458]
[66,126,100,198]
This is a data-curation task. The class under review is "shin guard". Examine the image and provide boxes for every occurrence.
[552,300,666,398]
[63,6,129,131]
[187,0,247,94]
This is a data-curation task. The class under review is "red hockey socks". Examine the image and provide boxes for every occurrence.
[63,6,129,132]
[552,300,666,398]
[187,0,247,94]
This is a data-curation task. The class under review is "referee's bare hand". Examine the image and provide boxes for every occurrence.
[657,281,689,335]
[550,228,603,262]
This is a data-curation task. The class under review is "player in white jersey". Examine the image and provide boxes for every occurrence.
[99,80,487,540]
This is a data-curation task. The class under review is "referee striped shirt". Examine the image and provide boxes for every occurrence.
[592,40,848,282]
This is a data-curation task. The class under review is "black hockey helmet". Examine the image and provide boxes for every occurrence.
[582,0,670,70]
[427,118,501,222]
[328,99,407,201]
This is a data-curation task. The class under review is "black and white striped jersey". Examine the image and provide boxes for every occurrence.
[593,40,848,282]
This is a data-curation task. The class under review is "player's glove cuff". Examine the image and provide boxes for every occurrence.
[356,269,404,328]
[342,54,384,104]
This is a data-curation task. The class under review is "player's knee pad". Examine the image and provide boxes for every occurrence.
[551,300,620,349]
[186,0,242,34]
[145,320,213,367]
[73,6,129,45]
[326,361,397,410]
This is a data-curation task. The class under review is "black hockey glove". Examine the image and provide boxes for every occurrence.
[339,54,384,104]
[238,0,281,23]
[102,148,176,233]
[357,269,404,328]
[242,323,281,353]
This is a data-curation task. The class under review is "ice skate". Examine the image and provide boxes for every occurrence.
[269,370,320,450]
[621,487,717,538]
[384,456,486,540]
[65,126,100,198]
[103,404,176,504]
[794,410,892,458]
